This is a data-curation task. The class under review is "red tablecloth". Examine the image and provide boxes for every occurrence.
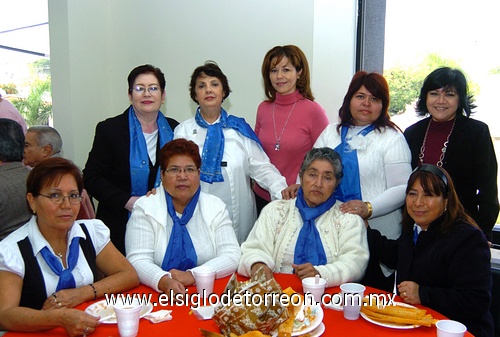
[5,273,473,336]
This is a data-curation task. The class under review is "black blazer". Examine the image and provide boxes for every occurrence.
[83,108,179,254]
[404,114,499,239]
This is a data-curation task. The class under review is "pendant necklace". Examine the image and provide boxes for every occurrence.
[418,118,456,167]
[57,252,63,258]
[272,101,297,151]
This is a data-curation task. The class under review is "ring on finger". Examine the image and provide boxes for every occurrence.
[58,302,62,307]
[83,326,89,337]
[52,293,58,303]
[403,291,407,297]
[355,207,358,211]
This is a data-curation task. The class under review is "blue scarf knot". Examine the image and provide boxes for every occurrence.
[129,106,174,197]
[333,124,376,201]
[194,107,262,183]
[40,236,81,291]
[293,187,337,265]
[161,187,201,271]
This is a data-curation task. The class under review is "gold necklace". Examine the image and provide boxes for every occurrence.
[272,101,297,151]
[418,118,456,167]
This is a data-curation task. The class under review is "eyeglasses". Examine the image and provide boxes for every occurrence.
[130,85,161,95]
[39,193,82,204]
[164,166,199,176]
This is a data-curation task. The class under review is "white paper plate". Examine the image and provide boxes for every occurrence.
[360,302,421,329]
[292,304,323,336]
[307,322,325,337]
[85,299,153,324]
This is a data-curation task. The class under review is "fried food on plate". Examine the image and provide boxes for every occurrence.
[360,303,437,327]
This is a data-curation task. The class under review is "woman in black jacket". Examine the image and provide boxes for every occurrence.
[367,164,493,337]
[404,67,498,240]
[83,65,178,254]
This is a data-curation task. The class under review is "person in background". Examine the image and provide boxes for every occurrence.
[0,119,31,240]
[174,61,287,243]
[126,139,240,295]
[84,64,179,254]
[0,90,27,134]
[239,147,369,287]
[310,71,412,292]
[24,125,95,220]
[404,67,498,241]
[366,165,493,337]
[23,125,63,167]
[254,45,329,214]
[0,157,139,336]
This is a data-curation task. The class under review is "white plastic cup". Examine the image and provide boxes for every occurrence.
[436,320,467,337]
[340,282,365,320]
[193,265,216,298]
[114,299,142,337]
[302,276,327,305]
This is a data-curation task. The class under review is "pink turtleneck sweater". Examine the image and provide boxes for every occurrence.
[254,90,329,201]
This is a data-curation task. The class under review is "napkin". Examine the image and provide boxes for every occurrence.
[143,310,173,323]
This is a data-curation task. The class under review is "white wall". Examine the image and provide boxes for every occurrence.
[48,0,357,168]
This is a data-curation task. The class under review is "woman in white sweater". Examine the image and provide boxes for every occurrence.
[125,139,240,295]
[239,147,369,287]
[313,71,412,291]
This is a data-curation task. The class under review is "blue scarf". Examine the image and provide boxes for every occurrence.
[333,124,376,201]
[40,237,80,291]
[129,106,174,196]
[194,107,262,183]
[293,187,336,265]
[161,187,200,271]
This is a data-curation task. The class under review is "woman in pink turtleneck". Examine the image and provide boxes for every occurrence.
[254,45,329,214]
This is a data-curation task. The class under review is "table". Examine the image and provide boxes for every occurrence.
[5,273,473,337]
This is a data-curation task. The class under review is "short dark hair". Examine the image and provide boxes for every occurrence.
[160,138,201,171]
[127,64,166,92]
[0,118,24,162]
[337,71,399,133]
[261,45,314,101]
[189,61,231,103]
[26,157,84,196]
[415,67,475,117]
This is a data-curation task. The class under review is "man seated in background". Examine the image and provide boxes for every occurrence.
[23,125,62,167]
[0,118,31,240]
[23,125,95,219]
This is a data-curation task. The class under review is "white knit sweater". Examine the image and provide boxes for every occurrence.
[238,199,369,288]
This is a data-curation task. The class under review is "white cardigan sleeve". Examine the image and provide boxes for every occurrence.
[238,207,279,276]
[315,212,369,287]
[125,203,170,293]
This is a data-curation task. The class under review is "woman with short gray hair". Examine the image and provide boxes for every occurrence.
[238,147,368,287]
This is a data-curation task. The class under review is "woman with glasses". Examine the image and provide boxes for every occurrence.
[174,61,287,243]
[239,147,369,287]
[84,64,179,255]
[0,157,138,336]
[125,139,240,295]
